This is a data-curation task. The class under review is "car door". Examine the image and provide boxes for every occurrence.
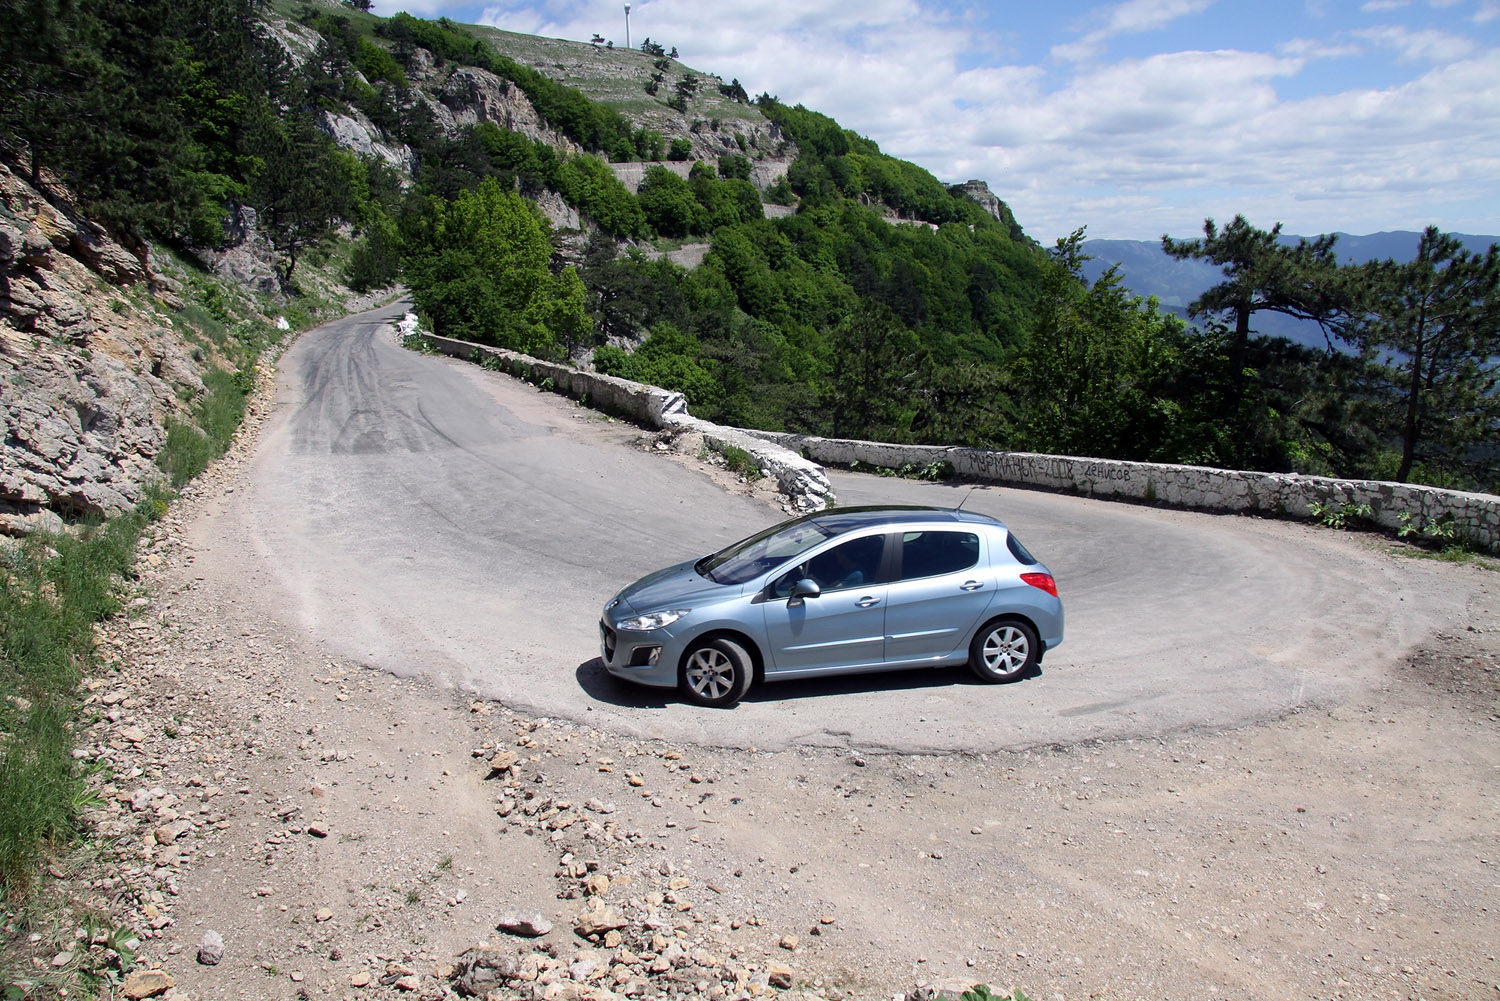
[761,533,889,677]
[882,529,992,666]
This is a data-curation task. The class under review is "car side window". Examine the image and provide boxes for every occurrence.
[898,531,979,580]
[806,536,885,592]
[774,535,884,596]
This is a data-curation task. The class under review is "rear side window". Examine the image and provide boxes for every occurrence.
[898,531,979,580]
[1006,532,1038,566]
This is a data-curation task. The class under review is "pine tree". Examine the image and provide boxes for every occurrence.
[1351,228,1500,484]
[1161,215,1353,456]
[247,99,351,284]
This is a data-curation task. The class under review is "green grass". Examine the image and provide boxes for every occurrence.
[0,503,150,900]
[158,367,253,487]
[714,444,764,481]
[1397,541,1499,568]
[939,988,1031,1001]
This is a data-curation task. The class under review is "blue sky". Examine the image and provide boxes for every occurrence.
[376,0,1500,242]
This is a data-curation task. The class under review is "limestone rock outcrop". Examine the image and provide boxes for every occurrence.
[319,110,417,176]
[438,65,583,155]
[0,163,205,532]
[956,179,1005,222]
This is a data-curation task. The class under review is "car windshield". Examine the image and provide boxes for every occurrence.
[696,518,835,585]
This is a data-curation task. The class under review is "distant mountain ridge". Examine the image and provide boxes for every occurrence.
[1080,231,1499,348]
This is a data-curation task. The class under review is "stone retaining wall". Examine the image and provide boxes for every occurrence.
[745,432,1500,553]
[419,330,832,511]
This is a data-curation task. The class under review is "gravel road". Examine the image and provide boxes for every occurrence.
[21,305,1498,1001]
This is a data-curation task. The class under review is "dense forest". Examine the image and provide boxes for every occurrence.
[1,0,1495,492]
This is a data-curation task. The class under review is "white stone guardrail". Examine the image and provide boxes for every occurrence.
[413,326,833,512]
[744,432,1500,554]
[405,318,1498,550]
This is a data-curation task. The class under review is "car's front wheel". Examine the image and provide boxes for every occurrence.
[968,617,1039,683]
[679,637,754,708]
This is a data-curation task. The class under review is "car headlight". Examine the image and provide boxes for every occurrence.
[617,608,690,631]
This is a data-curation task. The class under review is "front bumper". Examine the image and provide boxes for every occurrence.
[599,619,684,688]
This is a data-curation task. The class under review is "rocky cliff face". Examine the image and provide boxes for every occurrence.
[0,163,206,533]
[305,35,794,232]
[957,180,1005,222]
[438,66,584,155]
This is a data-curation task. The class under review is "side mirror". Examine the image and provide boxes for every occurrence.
[787,578,821,607]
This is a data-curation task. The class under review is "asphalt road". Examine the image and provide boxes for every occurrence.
[195,302,1477,753]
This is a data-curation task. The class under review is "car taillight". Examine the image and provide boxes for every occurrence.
[1021,572,1057,597]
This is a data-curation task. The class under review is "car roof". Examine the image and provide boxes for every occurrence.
[800,505,1005,536]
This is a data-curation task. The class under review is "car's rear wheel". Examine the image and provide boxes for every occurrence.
[679,637,754,708]
[968,617,1039,683]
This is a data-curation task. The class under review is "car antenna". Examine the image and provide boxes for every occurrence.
[955,486,976,512]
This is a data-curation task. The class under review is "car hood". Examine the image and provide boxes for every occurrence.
[611,557,735,614]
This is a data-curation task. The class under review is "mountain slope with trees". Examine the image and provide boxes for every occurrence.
[1,0,1495,497]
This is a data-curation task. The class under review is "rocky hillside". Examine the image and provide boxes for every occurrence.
[0,163,202,534]
[285,6,797,222]
[0,157,369,536]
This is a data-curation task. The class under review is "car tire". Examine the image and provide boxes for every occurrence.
[679,637,754,708]
[968,617,1039,683]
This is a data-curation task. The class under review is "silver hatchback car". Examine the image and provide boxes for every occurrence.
[599,505,1063,707]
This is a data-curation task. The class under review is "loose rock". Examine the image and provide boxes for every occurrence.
[121,969,174,999]
[197,929,225,965]
[452,946,519,996]
[497,910,553,937]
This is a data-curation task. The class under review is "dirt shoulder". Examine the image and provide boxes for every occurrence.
[6,368,1500,1001]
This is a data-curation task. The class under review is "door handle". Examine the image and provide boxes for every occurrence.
[960,581,984,591]
[855,596,881,608]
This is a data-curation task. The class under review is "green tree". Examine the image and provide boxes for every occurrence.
[825,302,924,440]
[638,165,704,238]
[1350,227,1500,484]
[1161,216,1351,410]
[542,266,594,357]
[718,78,749,103]
[345,206,401,291]
[402,176,562,357]
[0,0,91,189]
[596,322,723,410]
[246,100,351,284]
[717,153,751,181]
[1011,231,1188,460]
[0,0,206,236]
[554,151,646,238]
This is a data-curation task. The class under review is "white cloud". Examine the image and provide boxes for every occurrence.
[1053,0,1215,62]
[970,49,1500,239]
[1279,36,1364,59]
[1352,24,1478,61]
[1360,0,1409,11]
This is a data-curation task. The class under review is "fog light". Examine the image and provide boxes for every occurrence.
[628,646,661,667]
